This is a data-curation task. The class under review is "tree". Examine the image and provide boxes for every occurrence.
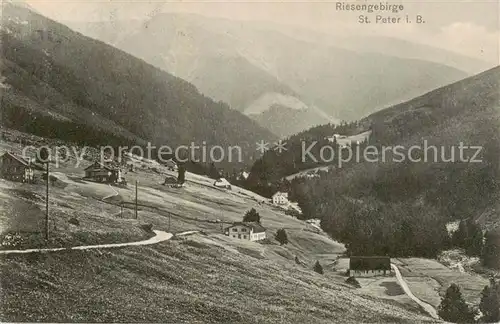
[482,231,500,269]
[243,208,261,223]
[208,162,220,179]
[452,220,468,248]
[177,164,186,184]
[438,283,476,323]
[275,228,288,245]
[313,261,323,274]
[479,279,500,323]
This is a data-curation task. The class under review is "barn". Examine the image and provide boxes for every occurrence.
[349,256,391,277]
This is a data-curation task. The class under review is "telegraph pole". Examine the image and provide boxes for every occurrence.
[39,147,50,240]
[135,180,138,219]
[219,203,224,233]
[45,161,49,239]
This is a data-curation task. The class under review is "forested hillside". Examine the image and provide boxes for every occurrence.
[1,3,276,168]
[249,67,500,258]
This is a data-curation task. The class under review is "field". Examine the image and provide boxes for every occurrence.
[0,131,436,322]
[393,258,489,308]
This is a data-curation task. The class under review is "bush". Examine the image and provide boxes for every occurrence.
[314,260,324,274]
[243,208,261,223]
[346,276,361,288]
[275,228,288,245]
[140,223,154,233]
[68,218,80,226]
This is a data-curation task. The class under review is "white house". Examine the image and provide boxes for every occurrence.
[224,222,266,241]
[272,191,289,205]
[214,178,231,189]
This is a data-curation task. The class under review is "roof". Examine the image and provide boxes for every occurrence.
[84,161,119,171]
[272,191,288,198]
[214,178,230,186]
[349,256,391,271]
[2,152,31,166]
[228,222,266,233]
[165,159,177,165]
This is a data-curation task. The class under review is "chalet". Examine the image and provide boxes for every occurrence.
[0,152,36,183]
[272,191,289,205]
[83,161,124,184]
[214,178,231,189]
[224,222,266,241]
[349,256,391,277]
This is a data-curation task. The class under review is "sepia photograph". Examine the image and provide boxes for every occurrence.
[0,0,499,322]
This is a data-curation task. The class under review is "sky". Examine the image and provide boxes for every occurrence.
[23,0,500,64]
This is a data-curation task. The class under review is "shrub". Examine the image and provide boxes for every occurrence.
[243,208,261,223]
[140,223,154,233]
[275,228,288,245]
[346,276,361,288]
[314,260,324,274]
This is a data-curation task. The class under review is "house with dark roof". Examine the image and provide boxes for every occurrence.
[349,256,391,277]
[83,161,124,184]
[0,152,37,183]
[224,222,266,241]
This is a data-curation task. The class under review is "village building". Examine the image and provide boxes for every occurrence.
[349,256,391,277]
[224,222,266,241]
[83,161,124,184]
[0,152,37,183]
[272,191,289,205]
[237,171,250,181]
[214,177,231,189]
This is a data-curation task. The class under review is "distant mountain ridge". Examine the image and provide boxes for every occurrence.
[1,3,277,166]
[65,12,468,133]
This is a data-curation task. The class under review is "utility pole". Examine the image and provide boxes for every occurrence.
[40,147,50,240]
[219,203,224,233]
[45,161,49,239]
[135,180,138,219]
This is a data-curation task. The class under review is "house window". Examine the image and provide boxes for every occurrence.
[238,234,241,239]
[241,228,247,232]
[232,228,238,232]
[243,235,247,239]
[232,235,236,238]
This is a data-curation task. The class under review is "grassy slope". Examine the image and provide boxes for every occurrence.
[0,131,433,323]
[393,258,489,309]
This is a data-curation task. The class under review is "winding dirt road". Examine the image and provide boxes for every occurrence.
[0,230,189,255]
[391,264,439,320]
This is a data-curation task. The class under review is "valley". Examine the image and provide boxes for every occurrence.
[0,130,437,323]
[1,1,499,323]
